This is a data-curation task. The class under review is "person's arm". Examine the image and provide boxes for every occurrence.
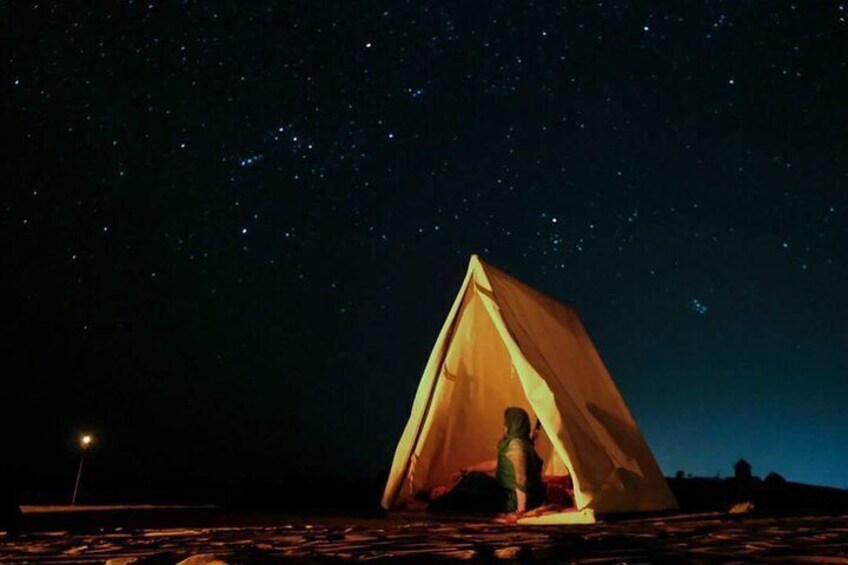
[464,459,497,473]
[451,459,496,484]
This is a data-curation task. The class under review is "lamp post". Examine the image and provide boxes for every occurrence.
[71,434,93,506]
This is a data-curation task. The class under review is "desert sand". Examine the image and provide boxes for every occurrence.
[2,507,847,564]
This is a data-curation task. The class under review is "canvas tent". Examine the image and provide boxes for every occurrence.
[381,255,676,523]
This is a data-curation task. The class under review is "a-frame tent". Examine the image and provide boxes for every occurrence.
[381,255,676,523]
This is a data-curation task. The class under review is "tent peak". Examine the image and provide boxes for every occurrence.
[467,254,484,273]
[468,253,488,270]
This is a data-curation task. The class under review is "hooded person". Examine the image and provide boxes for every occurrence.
[496,407,544,513]
[428,406,544,517]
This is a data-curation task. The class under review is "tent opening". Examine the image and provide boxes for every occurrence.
[407,285,571,498]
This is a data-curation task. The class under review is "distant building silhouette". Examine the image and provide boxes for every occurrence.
[675,470,685,480]
[765,471,786,485]
[734,458,752,481]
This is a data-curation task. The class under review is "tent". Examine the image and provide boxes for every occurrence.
[381,255,676,524]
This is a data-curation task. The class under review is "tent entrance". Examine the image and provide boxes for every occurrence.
[408,285,571,497]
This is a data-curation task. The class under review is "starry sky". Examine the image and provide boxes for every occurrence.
[3,2,847,493]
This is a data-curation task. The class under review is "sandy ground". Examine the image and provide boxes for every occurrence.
[2,507,847,564]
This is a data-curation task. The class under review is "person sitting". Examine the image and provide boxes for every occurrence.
[429,406,544,521]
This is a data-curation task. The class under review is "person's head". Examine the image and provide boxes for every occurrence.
[503,406,532,439]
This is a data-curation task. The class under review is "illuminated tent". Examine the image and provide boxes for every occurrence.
[381,255,676,524]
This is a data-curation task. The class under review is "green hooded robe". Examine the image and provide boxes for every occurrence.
[496,407,544,512]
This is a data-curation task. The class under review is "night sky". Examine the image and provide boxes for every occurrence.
[3,2,847,492]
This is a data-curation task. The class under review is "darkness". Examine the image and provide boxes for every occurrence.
[2,1,846,499]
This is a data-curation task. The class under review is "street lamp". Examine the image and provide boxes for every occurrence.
[71,434,94,506]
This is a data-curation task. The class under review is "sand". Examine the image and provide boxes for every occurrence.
[2,507,847,564]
